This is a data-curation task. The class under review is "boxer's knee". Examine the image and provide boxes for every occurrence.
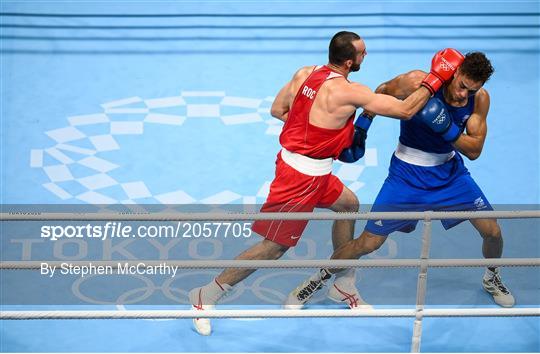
[477,220,502,240]
[484,224,502,241]
[331,186,359,213]
[344,194,360,213]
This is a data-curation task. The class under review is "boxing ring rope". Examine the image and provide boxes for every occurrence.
[2,308,539,320]
[2,210,539,221]
[1,209,539,353]
[1,258,539,269]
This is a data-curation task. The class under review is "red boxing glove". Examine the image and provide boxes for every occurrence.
[421,48,465,95]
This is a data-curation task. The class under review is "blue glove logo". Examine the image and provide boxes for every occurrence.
[433,110,447,125]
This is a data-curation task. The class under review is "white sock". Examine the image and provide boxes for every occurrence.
[199,278,232,305]
[334,268,356,284]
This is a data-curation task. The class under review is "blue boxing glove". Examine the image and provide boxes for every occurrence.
[338,112,373,163]
[417,97,461,142]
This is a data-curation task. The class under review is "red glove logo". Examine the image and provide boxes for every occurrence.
[438,57,457,72]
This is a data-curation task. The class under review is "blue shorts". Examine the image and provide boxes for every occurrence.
[365,153,493,236]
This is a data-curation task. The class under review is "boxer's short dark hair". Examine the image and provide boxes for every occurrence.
[461,52,494,83]
[329,31,361,65]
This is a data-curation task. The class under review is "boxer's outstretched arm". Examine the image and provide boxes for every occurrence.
[452,89,490,160]
[358,70,426,118]
[357,47,464,118]
[346,82,431,120]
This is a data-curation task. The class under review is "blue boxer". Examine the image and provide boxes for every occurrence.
[366,92,493,235]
